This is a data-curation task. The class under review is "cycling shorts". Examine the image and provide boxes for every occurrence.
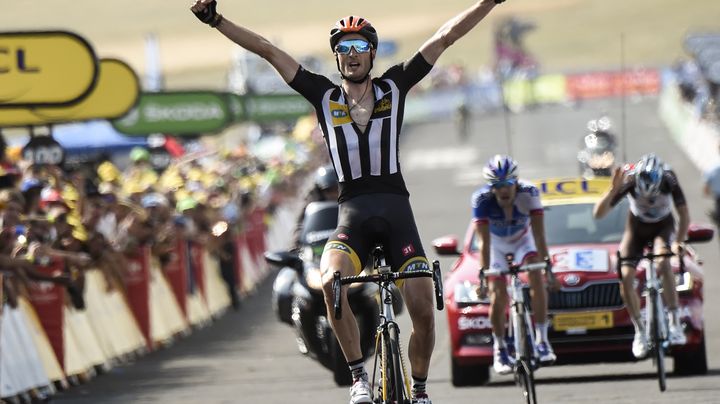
[323,193,429,284]
[489,230,538,274]
[619,213,676,267]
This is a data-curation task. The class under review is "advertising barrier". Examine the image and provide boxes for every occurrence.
[149,257,187,344]
[26,261,65,369]
[123,248,151,348]
[1,194,305,401]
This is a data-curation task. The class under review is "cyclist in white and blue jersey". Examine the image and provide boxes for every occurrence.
[472,155,557,375]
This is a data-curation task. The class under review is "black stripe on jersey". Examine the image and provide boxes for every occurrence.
[357,122,371,176]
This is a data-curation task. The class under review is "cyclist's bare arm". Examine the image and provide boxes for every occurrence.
[593,166,624,219]
[675,203,690,246]
[474,221,491,269]
[191,0,300,83]
[419,0,498,65]
[530,214,549,260]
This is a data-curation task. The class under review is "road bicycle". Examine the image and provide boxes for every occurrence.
[332,247,444,404]
[479,254,550,404]
[617,244,684,392]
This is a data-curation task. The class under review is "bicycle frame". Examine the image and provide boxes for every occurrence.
[617,247,680,393]
[481,255,547,404]
[332,247,443,404]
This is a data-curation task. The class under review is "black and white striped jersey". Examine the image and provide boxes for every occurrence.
[289,52,433,202]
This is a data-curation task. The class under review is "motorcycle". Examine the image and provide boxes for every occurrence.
[266,201,392,386]
[577,117,618,178]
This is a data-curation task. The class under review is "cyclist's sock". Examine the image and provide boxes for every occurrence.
[631,315,645,334]
[348,359,367,381]
[493,333,506,350]
[535,322,549,343]
[411,375,427,397]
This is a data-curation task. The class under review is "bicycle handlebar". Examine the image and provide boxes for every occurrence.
[481,261,549,277]
[332,269,438,320]
[617,251,675,263]
[616,248,686,285]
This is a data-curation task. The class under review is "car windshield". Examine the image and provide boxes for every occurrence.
[470,200,628,250]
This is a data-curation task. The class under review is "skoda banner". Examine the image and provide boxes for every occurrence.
[0,31,98,107]
[0,59,139,127]
[229,93,312,123]
[112,92,231,136]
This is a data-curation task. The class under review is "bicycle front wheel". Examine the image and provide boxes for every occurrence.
[380,325,406,404]
[514,307,537,404]
[649,290,667,392]
[517,359,537,404]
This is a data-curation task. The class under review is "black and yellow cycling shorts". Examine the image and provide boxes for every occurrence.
[323,193,430,287]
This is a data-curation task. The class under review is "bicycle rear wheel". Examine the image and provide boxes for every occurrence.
[650,290,667,392]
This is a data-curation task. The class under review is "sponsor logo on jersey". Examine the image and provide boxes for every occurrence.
[404,259,429,272]
[329,101,352,126]
[374,98,392,113]
[327,242,349,253]
[402,243,415,256]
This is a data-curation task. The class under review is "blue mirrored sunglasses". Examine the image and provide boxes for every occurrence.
[491,178,517,189]
[335,39,372,55]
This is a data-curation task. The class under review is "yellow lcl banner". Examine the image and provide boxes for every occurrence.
[0,59,139,127]
[0,31,98,107]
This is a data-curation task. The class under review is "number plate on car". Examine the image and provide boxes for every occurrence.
[553,312,613,331]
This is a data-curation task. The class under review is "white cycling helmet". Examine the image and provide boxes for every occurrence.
[634,153,665,198]
[483,154,519,187]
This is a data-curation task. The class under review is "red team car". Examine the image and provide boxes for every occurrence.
[434,178,714,386]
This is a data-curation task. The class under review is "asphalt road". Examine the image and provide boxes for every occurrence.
[56,97,720,404]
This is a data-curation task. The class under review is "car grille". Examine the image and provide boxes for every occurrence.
[523,281,624,311]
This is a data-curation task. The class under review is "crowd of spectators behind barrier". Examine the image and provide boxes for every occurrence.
[673,33,720,125]
[0,124,325,316]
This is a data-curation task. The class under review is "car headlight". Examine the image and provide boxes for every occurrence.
[454,281,489,306]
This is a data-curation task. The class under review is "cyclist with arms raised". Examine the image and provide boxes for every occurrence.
[593,154,689,358]
[472,155,557,375]
[191,1,507,402]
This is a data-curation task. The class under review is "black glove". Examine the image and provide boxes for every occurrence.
[494,0,506,3]
[193,0,223,28]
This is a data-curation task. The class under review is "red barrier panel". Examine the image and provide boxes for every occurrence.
[233,234,245,291]
[123,247,151,349]
[27,260,65,369]
[189,242,206,300]
[163,241,188,318]
[566,69,660,99]
[246,207,267,263]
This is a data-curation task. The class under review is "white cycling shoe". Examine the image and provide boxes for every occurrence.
[493,347,516,375]
[535,341,557,365]
[668,323,687,346]
[632,331,649,359]
[411,394,432,404]
[349,378,372,404]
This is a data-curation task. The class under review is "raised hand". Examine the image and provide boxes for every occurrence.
[610,166,624,190]
[191,0,223,27]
